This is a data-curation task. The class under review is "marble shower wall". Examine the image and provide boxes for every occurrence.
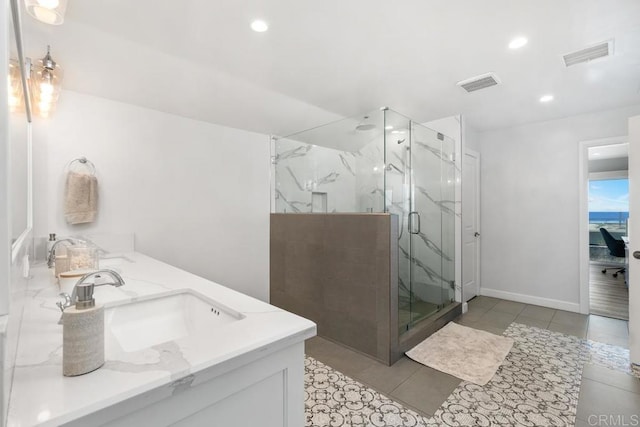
[355,138,385,213]
[274,137,385,213]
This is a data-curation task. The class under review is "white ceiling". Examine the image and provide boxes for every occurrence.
[20,0,640,136]
[588,143,628,160]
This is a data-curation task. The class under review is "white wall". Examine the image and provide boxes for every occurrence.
[477,104,640,311]
[33,90,271,301]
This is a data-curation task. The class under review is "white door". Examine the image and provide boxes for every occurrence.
[462,149,480,302]
[628,116,639,365]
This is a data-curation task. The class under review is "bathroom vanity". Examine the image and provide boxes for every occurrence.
[7,253,316,426]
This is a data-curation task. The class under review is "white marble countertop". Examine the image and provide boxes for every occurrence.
[7,252,316,427]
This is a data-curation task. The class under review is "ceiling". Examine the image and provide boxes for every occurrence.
[20,0,640,136]
[588,143,628,173]
[588,143,628,160]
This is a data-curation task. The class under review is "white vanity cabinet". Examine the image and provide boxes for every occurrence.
[8,253,315,427]
[66,342,305,427]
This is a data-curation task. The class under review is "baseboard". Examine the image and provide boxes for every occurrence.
[480,288,581,313]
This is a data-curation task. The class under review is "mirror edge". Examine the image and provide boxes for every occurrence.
[9,0,33,264]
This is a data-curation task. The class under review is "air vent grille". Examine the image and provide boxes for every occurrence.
[563,41,613,67]
[457,73,500,93]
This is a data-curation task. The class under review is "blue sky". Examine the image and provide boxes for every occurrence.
[589,179,629,212]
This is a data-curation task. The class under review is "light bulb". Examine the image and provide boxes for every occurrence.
[39,100,51,112]
[40,81,54,95]
[39,92,53,103]
[33,6,59,24]
[37,0,59,9]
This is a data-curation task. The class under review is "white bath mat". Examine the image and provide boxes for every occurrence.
[406,322,513,385]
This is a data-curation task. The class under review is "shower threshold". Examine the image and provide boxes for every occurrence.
[397,302,462,357]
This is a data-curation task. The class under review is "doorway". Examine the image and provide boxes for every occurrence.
[579,138,629,319]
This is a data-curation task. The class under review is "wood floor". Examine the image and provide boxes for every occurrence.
[589,263,629,320]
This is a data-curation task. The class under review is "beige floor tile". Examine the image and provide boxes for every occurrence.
[461,304,491,321]
[582,363,640,395]
[453,316,477,327]
[514,315,550,330]
[478,309,518,329]
[470,321,507,336]
[519,305,556,322]
[548,321,588,339]
[390,366,461,416]
[492,300,526,315]
[552,310,589,327]
[355,357,423,394]
[587,331,628,348]
[468,296,500,310]
[305,336,378,376]
[588,315,629,338]
[576,379,640,422]
[574,417,592,427]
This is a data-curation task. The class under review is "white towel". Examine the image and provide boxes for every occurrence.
[64,171,98,224]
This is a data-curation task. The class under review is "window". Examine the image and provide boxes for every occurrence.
[588,178,628,263]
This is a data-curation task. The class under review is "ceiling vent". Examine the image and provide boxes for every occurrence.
[563,40,613,67]
[456,73,501,93]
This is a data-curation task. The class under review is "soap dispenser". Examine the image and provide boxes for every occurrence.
[62,282,105,376]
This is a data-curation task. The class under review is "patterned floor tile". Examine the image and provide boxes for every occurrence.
[304,322,639,427]
[305,356,430,427]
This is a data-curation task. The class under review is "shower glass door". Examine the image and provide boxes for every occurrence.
[386,109,456,333]
[408,122,448,326]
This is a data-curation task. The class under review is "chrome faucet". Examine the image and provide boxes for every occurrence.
[47,238,76,268]
[57,269,125,314]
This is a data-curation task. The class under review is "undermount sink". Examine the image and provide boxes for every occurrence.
[105,290,245,352]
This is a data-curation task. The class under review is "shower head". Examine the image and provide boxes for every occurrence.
[356,124,376,131]
[355,115,376,132]
[397,139,405,144]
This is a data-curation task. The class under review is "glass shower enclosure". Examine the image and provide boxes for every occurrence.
[272,108,457,334]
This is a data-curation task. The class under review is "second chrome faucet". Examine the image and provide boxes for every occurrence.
[57,269,125,314]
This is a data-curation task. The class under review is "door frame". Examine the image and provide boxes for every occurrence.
[462,148,481,302]
[578,136,627,314]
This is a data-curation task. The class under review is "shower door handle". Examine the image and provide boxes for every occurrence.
[408,211,420,234]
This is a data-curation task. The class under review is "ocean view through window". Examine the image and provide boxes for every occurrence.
[589,178,628,263]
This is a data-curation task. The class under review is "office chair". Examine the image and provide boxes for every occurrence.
[599,227,626,278]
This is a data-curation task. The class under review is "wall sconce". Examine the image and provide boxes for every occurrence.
[30,46,63,118]
[24,0,68,25]
[8,59,25,113]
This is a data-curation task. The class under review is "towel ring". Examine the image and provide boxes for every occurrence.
[67,157,96,176]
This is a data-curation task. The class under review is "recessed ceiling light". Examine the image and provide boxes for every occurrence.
[509,37,528,50]
[539,94,554,103]
[250,20,269,32]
